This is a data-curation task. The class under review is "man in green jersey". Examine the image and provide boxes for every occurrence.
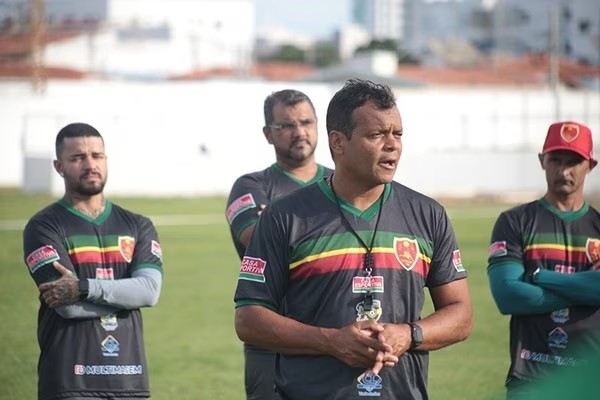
[234,79,472,399]
[488,121,600,399]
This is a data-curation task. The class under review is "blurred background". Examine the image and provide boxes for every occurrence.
[0,0,599,199]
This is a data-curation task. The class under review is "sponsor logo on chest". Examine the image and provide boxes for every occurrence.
[356,372,383,397]
[352,276,384,293]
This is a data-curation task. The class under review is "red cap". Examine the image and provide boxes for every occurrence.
[542,121,595,162]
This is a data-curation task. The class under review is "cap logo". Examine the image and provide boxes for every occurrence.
[560,123,579,143]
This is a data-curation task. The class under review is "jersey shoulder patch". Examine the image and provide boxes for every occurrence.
[26,245,60,273]
[489,241,507,258]
[226,193,256,224]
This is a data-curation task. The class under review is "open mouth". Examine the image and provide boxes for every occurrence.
[380,160,397,169]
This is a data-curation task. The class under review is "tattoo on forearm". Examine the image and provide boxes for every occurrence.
[42,279,79,307]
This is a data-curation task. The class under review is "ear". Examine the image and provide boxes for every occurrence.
[589,159,597,172]
[538,153,545,169]
[263,126,273,145]
[329,131,345,157]
[53,160,64,177]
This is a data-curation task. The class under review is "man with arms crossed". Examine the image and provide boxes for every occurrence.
[488,121,600,399]
[226,89,332,399]
[23,122,163,400]
[234,79,472,399]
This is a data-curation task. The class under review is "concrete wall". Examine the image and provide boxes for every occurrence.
[1,79,599,198]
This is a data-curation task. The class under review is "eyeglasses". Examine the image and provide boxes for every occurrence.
[268,119,316,133]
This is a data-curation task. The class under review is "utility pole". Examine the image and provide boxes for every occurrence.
[29,0,46,94]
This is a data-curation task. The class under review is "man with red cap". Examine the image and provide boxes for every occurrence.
[487,121,599,399]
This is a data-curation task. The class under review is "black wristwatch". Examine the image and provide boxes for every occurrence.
[408,322,423,350]
[78,278,89,300]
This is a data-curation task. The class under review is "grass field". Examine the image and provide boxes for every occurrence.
[0,188,533,400]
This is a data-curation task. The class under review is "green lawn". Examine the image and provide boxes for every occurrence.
[0,188,525,400]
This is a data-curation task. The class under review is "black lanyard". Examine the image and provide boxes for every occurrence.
[330,176,385,310]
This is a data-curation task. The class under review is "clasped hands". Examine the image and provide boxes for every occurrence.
[334,319,411,376]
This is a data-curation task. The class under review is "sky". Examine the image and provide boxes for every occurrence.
[254,0,351,38]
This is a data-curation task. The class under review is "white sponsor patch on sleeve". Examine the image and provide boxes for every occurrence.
[239,256,266,283]
[26,245,60,274]
[226,193,256,224]
[151,240,163,260]
[452,249,465,272]
[489,241,507,258]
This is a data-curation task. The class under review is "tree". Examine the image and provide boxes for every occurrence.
[312,41,339,67]
[355,39,420,65]
[258,44,305,63]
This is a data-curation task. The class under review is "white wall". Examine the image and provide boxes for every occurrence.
[1,79,599,198]
[42,0,255,78]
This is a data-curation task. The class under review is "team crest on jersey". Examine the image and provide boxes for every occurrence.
[560,123,579,143]
[489,241,507,258]
[393,237,419,271]
[151,240,163,260]
[356,372,383,397]
[26,245,60,273]
[585,238,600,263]
[356,299,382,322]
[118,236,135,263]
[226,193,257,224]
[239,256,266,283]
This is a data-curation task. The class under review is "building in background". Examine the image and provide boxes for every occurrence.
[334,23,371,62]
[352,0,406,41]
[0,0,255,79]
[0,0,599,198]
[348,0,599,67]
[492,0,599,65]
[406,0,489,66]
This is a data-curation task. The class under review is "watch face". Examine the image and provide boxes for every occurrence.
[411,323,423,346]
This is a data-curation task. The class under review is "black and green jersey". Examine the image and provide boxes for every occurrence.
[488,199,600,384]
[226,163,332,260]
[234,178,467,400]
[23,200,163,400]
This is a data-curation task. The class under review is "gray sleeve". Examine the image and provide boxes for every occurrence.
[55,302,121,319]
[86,268,162,309]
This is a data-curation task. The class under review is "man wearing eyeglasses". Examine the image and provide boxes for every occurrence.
[226,89,332,400]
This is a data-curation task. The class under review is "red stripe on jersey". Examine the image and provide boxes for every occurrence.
[290,252,429,280]
[525,246,588,264]
[69,250,125,265]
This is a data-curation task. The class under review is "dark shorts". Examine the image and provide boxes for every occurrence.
[244,347,277,400]
[63,398,148,400]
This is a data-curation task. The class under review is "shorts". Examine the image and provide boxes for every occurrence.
[244,347,277,400]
